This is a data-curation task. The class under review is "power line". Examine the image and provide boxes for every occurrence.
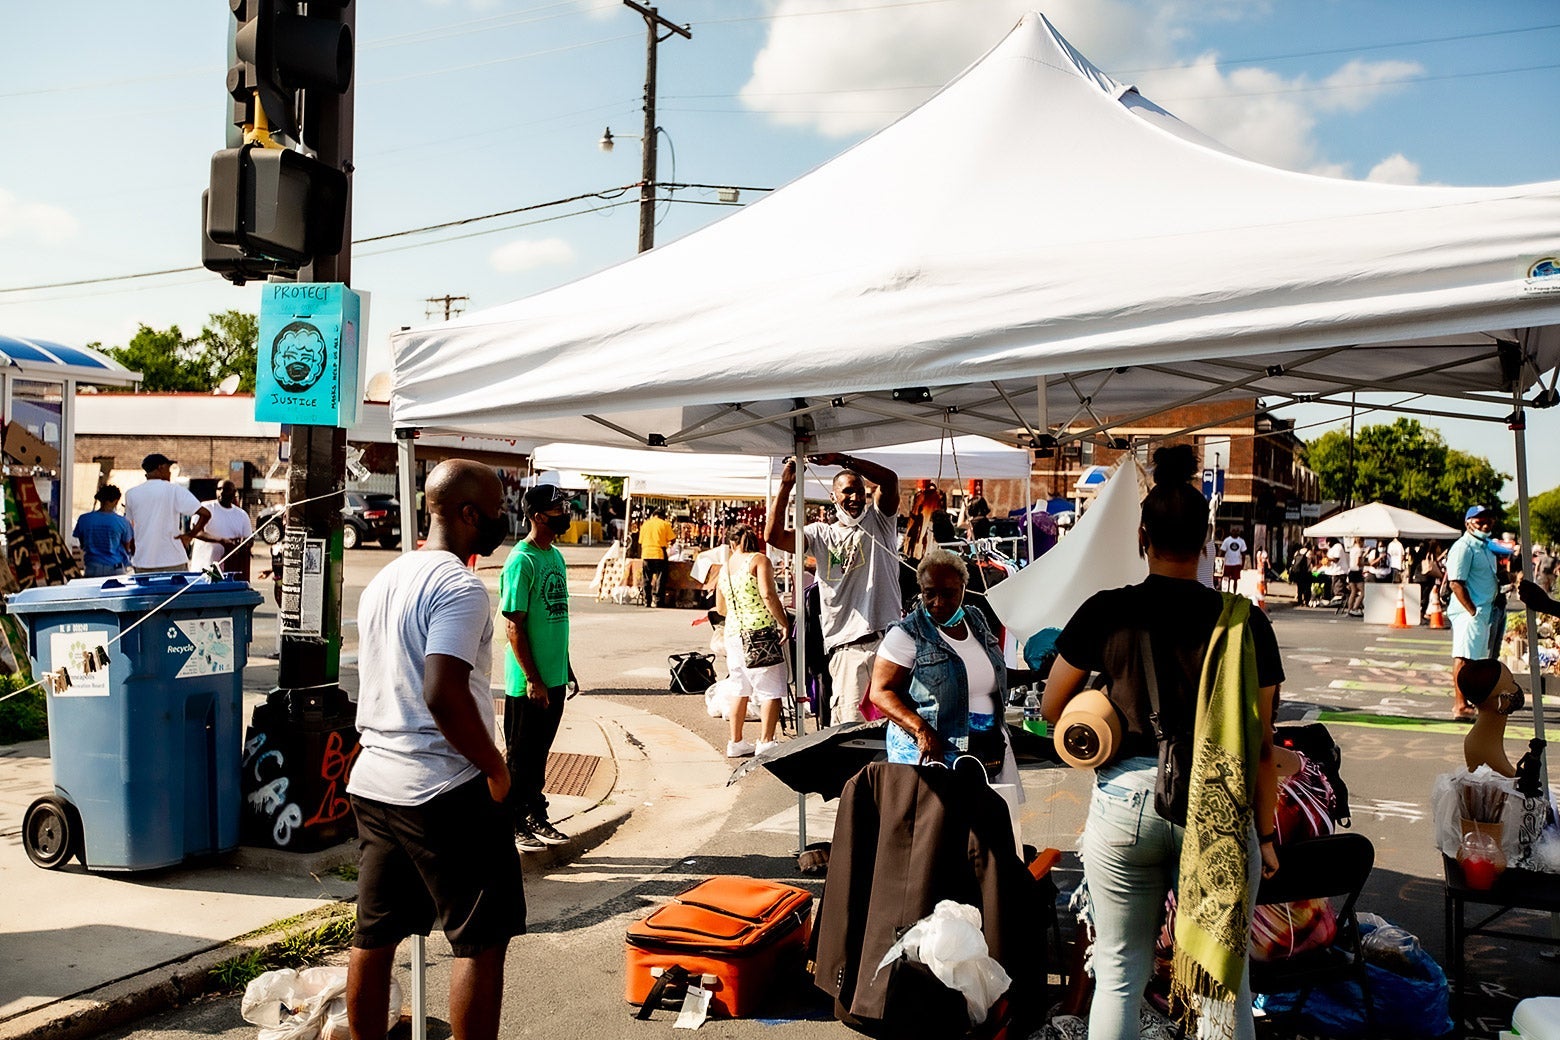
[0,184,639,294]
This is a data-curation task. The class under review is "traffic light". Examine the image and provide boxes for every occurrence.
[205,147,347,268]
[207,1,353,282]
[230,0,352,147]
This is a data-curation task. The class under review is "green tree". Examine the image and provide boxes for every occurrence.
[196,310,259,392]
[1527,486,1560,546]
[1300,418,1507,528]
[96,311,259,392]
[99,324,206,391]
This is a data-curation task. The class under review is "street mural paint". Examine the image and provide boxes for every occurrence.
[48,627,110,697]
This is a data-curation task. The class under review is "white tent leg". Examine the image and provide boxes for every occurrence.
[394,433,427,1040]
[410,935,426,1040]
[1510,394,1550,791]
[396,434,418,554]
[793,438,809,854]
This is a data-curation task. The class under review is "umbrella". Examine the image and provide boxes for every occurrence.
[727,719,886,800]
[1301,502,1459,541]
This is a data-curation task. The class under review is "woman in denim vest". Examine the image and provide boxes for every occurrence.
[868,548,1017,782]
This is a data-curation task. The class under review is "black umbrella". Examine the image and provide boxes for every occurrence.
[727,719,888,800]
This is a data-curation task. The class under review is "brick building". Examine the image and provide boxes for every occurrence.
[1035,399,1320,560]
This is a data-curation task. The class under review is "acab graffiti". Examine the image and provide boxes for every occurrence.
[242,728,360,847]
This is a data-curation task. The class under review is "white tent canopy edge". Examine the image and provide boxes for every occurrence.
[390,10,1559,782]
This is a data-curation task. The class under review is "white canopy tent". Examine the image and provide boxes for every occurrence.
[1302,503,1461,542]
[392,13,1560,454]
[392,11,1560,799]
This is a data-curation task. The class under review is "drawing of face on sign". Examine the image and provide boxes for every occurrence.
[271,321,330,392]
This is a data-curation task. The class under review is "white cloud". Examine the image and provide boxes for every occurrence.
[0,186,78,245]
[575,0,618,20]
[1366,154,1422,185]
[740,0,1421,177]
[489,237,575,274]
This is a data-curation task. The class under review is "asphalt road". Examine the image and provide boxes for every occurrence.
[97,553,1560,1040]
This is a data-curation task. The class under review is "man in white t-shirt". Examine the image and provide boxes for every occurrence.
[345,460,520,1040]
[1219,527,1248,592]
[766,452,901,726]
[123,454,211,572]
[190,480,254,579]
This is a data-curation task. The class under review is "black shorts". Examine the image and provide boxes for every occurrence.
[351,775,526,957]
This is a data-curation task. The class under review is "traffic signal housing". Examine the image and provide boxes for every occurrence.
[207,1,353,282]
[207,144,348,268]
[230,0,352,147]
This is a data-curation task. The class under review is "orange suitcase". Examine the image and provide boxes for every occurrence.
[625,875,813,1018]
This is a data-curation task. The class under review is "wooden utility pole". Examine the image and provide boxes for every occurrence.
[623,1,690,254]
[425,294,468,320]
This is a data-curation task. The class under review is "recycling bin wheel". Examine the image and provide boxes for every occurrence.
[23,796,82,869]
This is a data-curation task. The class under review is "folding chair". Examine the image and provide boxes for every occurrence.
[1248,833,1375,1033]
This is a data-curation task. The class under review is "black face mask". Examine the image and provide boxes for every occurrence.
[544,513,573,536]
[474,511,509,556]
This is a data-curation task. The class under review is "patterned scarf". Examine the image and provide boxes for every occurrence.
[1170,593,1260,1039]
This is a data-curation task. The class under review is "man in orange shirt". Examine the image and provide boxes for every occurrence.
[638,507,676,608]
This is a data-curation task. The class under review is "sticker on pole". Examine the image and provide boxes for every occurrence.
[167,618,236,678]
[49,629,110,697]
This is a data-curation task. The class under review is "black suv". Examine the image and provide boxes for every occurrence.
[257,491,401,550]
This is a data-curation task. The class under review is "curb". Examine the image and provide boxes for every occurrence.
[0,903,358,1040]
[1,706,635,1040]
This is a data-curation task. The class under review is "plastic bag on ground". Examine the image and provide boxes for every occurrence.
[873,900,1012,1025]
[242,966,401,1040]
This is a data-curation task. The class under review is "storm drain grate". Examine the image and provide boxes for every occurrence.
[543,752,601,798]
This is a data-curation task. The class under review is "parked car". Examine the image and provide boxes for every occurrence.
[257,491,402,550]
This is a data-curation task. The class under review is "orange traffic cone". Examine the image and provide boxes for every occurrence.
[1426,586,1449,629]
[1390,586,1409,629]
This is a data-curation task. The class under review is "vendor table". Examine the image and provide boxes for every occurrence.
[1442,855,1560,1020]
[619,558,707,608]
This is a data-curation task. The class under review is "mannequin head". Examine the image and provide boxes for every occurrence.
[1457,659,1522,777]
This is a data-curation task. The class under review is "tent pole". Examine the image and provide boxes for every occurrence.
[393,433,425,1040]
[1026,468,1036,566]
[1510,390,1550,790]
[792,437,809,854]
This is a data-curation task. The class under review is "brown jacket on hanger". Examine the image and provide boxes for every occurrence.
[811,762,1044,1029]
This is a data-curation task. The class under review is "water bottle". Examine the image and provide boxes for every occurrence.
[1022,688,1046,737]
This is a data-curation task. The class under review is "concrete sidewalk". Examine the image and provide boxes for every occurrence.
[0,678,687,1040]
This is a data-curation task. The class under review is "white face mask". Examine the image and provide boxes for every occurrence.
[834,506,862,528]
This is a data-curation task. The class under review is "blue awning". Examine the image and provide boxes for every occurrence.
[0,335,139,385]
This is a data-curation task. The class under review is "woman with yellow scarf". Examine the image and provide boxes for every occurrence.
[1043,445,1283,1040]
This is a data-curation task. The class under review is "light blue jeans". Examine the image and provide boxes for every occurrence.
[1081,757,1258,1040]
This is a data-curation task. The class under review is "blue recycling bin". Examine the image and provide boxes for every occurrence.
[8,573,263,871]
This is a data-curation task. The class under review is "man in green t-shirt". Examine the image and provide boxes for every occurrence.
[500,484,574,852]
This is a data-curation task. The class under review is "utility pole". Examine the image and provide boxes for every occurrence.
[623,1,690,254]
[425,294,468,321]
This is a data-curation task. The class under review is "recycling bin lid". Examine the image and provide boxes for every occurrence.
[6,572,264,615]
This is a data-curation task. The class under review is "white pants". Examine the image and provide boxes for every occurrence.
[827,637,880,725]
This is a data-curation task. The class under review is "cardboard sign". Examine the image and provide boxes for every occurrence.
[255,282,363,428]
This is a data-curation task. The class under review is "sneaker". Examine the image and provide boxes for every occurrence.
[527,815,569,844]
[755,740,781,757]
[514,825,547,853]
[726,739,756,758]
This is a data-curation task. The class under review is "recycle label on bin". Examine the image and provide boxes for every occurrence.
[166,618,235,678]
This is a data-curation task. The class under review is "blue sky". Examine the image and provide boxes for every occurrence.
[2,0,1558,496]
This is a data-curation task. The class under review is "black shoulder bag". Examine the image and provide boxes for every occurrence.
[1140,630,1191,826]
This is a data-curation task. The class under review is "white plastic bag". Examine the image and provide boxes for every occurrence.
[242,966,401,1040]
[873,900,1012,1025]
[704,676,741,719]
